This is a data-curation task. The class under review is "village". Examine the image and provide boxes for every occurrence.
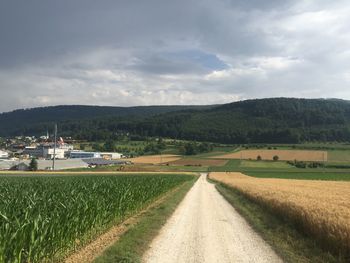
[0,134,127,171]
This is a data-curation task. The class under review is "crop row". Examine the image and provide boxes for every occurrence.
[0,174,192,262]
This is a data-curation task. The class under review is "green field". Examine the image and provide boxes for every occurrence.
[240,160,293,169]
[0,173,193,263]
[207,158,350,181]
[209,159,293,172]
[328,150,350,163]
[208,160,241,172]
[244,171,350,181]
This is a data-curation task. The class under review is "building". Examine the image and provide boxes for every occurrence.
[0,150,9,159]
[100,152,123,159]
[34,159,89,170]
[70,151,101,159]
[23,143,73,159]
[43,148,65,159]
[23,146,43,158]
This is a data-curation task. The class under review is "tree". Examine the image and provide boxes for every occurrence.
[157,137,166,150]
[257,155,262,161]
[144,143,158,154]
[198,142,213,153]
[92,143,103,151]
[103,140,116,152]
[273,155,279,161]
[29,158,38,171]
[182,142,197,155]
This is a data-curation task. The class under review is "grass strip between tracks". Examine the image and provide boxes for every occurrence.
[94,177,197,263]
[212,180,347,263]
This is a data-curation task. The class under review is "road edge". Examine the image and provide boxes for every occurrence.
[93,176,197,263]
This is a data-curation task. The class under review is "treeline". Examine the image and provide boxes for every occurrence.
[0,105,209,136]
[2,98,350,144]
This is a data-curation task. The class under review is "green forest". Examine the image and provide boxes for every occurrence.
[1,98,350,144]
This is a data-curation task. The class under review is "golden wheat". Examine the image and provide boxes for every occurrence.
[210,172,350,256]
[210,149,328,161]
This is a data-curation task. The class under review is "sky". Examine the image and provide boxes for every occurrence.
[1,0,350,112]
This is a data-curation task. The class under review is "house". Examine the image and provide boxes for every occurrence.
[0,150,9,159]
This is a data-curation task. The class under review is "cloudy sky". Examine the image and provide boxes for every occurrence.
[1,0,350,112]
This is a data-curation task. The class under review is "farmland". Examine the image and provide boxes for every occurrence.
[0,173,193,263]
[2,143,350,262]
[126,155,181,164]
[244,171,350,181]
[167,158,228,167]
[210,149,328,162]
[210,172,350,259]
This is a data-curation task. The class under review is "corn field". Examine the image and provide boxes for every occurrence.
[0,174,192,262]
[210,172,350,259]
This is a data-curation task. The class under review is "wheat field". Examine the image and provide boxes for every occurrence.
[210,172,350,256]
[210,149,328,161]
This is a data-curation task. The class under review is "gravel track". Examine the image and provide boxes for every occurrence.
[144,173,283,263]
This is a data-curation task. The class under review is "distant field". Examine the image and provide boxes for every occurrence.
[126,154,181,164]
[328,150,350,163]
[168,158,227,167]
[240,160,293,169]
[208,160,241,172]
[209,159,294,172]
[119,164,208,173]
[208,159,350,181]
[211,149,328,162]
[210,172,350,258]
[245,171,350,181]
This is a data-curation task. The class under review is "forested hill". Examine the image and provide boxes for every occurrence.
[1,98,350,143]
[0,105,212,137]
[139,98,350,143]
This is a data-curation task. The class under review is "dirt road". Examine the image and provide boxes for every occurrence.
[144,174,282,263]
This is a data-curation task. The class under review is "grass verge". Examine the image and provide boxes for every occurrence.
[213,181,347,263]
[94,176,197,263]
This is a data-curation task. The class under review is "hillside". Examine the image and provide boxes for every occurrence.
[134,98,350,143]
[0,105,211,137]
[1,98,350,143]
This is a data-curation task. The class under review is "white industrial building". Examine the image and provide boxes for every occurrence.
[100,152,123,159]
[0,150,9,159]
[70,151,101,159]
[70,151,123,159]
[43,148,65,159]
[23,143,74,159]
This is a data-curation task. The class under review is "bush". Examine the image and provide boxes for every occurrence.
[257,155,262,161]
[273,155,279,161]
[295,161,307,168]
[29,158,38,171]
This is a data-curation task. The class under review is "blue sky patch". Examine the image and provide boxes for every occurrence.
[163,49,229,71]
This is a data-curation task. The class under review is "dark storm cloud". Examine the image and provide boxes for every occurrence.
[0,0,350,112]
[0,0,277,67]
